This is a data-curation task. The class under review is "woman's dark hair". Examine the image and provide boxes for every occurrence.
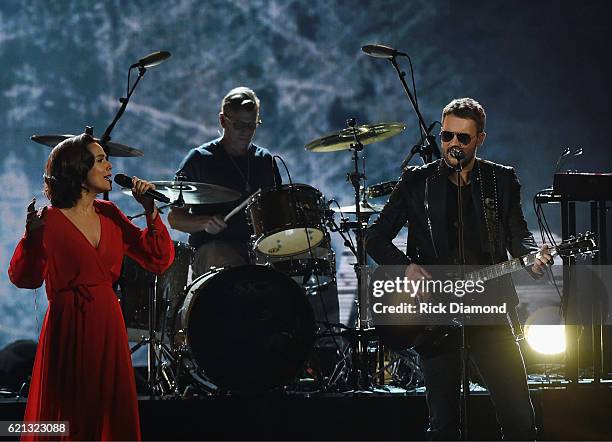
[43,133,96,208]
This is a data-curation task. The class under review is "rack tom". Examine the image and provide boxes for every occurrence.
[247,184,326,256]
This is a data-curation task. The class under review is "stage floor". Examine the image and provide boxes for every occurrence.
[1,385,611,440]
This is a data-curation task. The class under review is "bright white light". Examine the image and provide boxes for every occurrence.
[524,307,566,355]
[525,325,566,355]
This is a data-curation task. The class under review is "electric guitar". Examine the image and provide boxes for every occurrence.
[373,232,598,351]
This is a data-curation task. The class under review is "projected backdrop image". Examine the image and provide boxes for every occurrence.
[0,0,610,351]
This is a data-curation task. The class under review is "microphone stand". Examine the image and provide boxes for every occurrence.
[93,63,147,202]
[100,65,147,147]
[385,56,441,167]
[453,158,470,441]
[102,63,162,396]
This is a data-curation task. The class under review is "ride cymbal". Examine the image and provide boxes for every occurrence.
[120,180,241,205]
[305,122,406,152]
[31,134,144,157]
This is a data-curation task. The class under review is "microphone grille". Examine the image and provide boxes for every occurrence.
[113,173,132,188]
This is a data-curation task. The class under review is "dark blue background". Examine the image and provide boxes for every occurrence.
[0,0,610,347]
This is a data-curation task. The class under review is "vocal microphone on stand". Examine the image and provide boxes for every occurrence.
[361,44,408,58]
[129,51,172,69]
[449,148,465,161]
[114,173,171,203]
[449,148,466,171]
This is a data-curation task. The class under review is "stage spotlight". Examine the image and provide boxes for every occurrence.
[524,307,566,355]
[525,324,566,355]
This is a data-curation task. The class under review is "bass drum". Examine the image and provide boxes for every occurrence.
[175,265,315,392]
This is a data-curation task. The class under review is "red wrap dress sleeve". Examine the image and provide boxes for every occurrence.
[8,199,174,441]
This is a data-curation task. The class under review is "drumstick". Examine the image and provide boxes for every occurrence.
[223,189,260,222]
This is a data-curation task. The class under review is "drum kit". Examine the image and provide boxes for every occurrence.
[31,119,424,395]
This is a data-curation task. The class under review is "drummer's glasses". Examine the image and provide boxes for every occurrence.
[440,130,473,145]
[223,114,262,131]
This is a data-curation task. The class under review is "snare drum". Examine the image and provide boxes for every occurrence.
[174,265,315,391]
[252,237,336,290]
[119,241,194,339]
[247,184,326,257]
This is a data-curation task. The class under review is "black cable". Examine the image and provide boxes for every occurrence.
[273,155,293,187]
[405,54,425,151]
[532,192,563,302]
[127,67,131,98]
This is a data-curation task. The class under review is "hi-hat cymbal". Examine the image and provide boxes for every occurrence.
[336,201,385,215]
[305,122,406,152]
[31,134,144,157]
[120,180,241,205]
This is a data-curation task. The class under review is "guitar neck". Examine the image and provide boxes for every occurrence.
[466,247,558,282]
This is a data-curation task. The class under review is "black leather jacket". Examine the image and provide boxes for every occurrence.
[365,158,538,305]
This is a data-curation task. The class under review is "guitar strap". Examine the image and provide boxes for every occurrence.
[478,161,525,339]
[477,161,499,261]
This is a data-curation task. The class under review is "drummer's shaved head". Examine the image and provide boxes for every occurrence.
[221,87,260,115]
[44,133,96,208]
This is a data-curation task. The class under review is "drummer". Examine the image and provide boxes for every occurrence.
[168,87,281,278]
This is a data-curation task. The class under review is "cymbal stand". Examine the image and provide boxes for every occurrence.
[126,276,158,392]
[127,274,178,397]
[340,118,380,390]
[126,178,186,397]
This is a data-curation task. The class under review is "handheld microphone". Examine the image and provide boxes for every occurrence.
[362,44,408,59]
[130,51,171,69]
[114,173,170,203]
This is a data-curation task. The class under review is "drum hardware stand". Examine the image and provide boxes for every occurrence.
[122,185,188,395]
[127,273,177,396]
[297,197,348,392]
[338,117,383,391]
[173,344,218,396]
[273,160,347,391]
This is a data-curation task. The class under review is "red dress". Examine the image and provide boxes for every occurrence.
[8,200,174,441]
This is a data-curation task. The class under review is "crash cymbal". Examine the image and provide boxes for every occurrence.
[336,201,385,215]
[120,180,241,205]
[305,122,406,152]
[31,134,144,157]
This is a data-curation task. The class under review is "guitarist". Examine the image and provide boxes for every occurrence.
[365,98,552,440]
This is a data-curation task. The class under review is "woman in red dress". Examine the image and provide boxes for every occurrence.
[8,133,175,441]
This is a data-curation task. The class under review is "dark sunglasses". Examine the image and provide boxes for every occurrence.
[440,130,473,145]
[223,114,262,131]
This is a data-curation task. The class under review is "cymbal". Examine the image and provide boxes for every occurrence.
[31,134,144,157]
[120,180,241,205]
[305,122,406,152]
[336,201,385,215]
